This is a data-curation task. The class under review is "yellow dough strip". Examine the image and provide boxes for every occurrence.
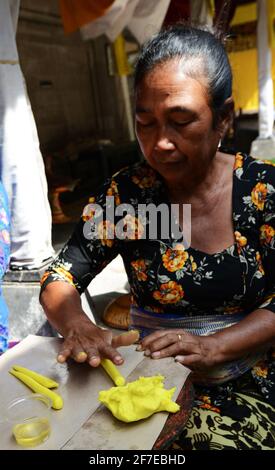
[100,359,126,386]
[9,369,63,410]
[11,365,59,389]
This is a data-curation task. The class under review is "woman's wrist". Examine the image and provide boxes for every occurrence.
[59,311,97,338]
[200,335,223,368]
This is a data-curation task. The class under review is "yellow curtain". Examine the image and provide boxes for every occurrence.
[267,0,275,48]
[113,35,132,76]
[229,1,275,112]
[229,48,275,112]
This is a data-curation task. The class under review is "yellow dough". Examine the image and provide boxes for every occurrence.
[98,375,180,423]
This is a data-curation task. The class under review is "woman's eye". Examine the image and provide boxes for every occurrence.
[136,121,155,128]
[172,120,191,127]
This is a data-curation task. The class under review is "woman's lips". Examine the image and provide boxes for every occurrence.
[153,153,185,164]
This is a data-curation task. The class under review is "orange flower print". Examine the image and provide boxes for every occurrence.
[97,220,115,247]
[252,362,268,379]
[153,281,184,304]
[234,153,243,170]
[42,265,75,288]
[82,197,96,222]
[131,259,148,281]
[251,182,268,211]
[173,243,185,251]
[106,180,120,206]
[162,248,188,272]
[198,394,211,404]
[199,403,221,413]
[40,271,51,286]
[132,167,156,188]
[262,159,275,167]
[256,251,265,275]
[223,305,243,314]
[259,293,275,309]
[260,224,275,245]
[190,255,197,272]
[198,395,220,413]
[55,267,74,284]
[234,231,247,248]
[122,215,144,240]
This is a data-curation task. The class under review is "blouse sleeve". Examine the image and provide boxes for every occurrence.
[40,178,121,295]
[257,165,275,313]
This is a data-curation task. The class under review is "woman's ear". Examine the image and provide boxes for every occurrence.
[217,96,234,137]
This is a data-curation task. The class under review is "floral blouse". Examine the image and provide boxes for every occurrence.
[41,152,275,322]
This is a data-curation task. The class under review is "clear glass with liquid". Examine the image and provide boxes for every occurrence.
[6,394,52,447]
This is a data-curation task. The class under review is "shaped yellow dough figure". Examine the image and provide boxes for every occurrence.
[98,375,180,423]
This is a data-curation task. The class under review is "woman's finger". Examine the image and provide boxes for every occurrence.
[144,332,180,354]
[57,348,72,363]
[100,343,124,365]
[83,346,102,367]
[150,343,181,359]
[139,330,175,350]
[175,354,202,369]
[112,330,140,348]
[57,337,75,363]
[71,340,90,363]
[80,336,118,367]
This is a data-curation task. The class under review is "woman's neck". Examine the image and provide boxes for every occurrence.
[166,152,234,210]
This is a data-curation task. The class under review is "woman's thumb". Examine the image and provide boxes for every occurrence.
[112,330,140,348]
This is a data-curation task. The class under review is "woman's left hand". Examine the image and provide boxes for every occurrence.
[137,329,218,371]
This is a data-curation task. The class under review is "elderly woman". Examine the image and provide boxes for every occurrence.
[40,25,275,450]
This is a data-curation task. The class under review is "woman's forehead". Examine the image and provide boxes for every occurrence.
[135,62,209,110]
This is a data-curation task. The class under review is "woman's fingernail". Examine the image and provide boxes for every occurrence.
[136,345,142,351]
[76,351,87,360]
[151,351,160,358]
[114,355,123,363]
[144,349,151,356]
[57,354,65,362]
[89,356,100,366]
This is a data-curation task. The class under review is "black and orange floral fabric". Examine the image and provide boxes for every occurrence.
[41,152,275,319]
[41,152,275,448]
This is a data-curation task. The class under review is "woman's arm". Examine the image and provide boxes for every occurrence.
[203,307,275,366]
[138,308,275,370]
[40,174,140,366]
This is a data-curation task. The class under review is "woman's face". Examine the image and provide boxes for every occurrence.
[135,60,222,187]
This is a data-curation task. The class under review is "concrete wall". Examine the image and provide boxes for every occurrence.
[16,0,131,158]
[17,0,98,154]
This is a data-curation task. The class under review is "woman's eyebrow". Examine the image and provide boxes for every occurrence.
[168,106,193,114]
[136,106,195,114]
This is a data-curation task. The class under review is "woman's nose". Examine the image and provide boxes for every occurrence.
[154,136,176,151]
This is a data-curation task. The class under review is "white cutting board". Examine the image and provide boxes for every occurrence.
[0,335,190,450]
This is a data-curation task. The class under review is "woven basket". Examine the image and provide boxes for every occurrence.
[102,293,131,330]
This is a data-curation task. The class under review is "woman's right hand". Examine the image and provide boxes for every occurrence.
[57,315,139,367]
[40,282,139,367]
